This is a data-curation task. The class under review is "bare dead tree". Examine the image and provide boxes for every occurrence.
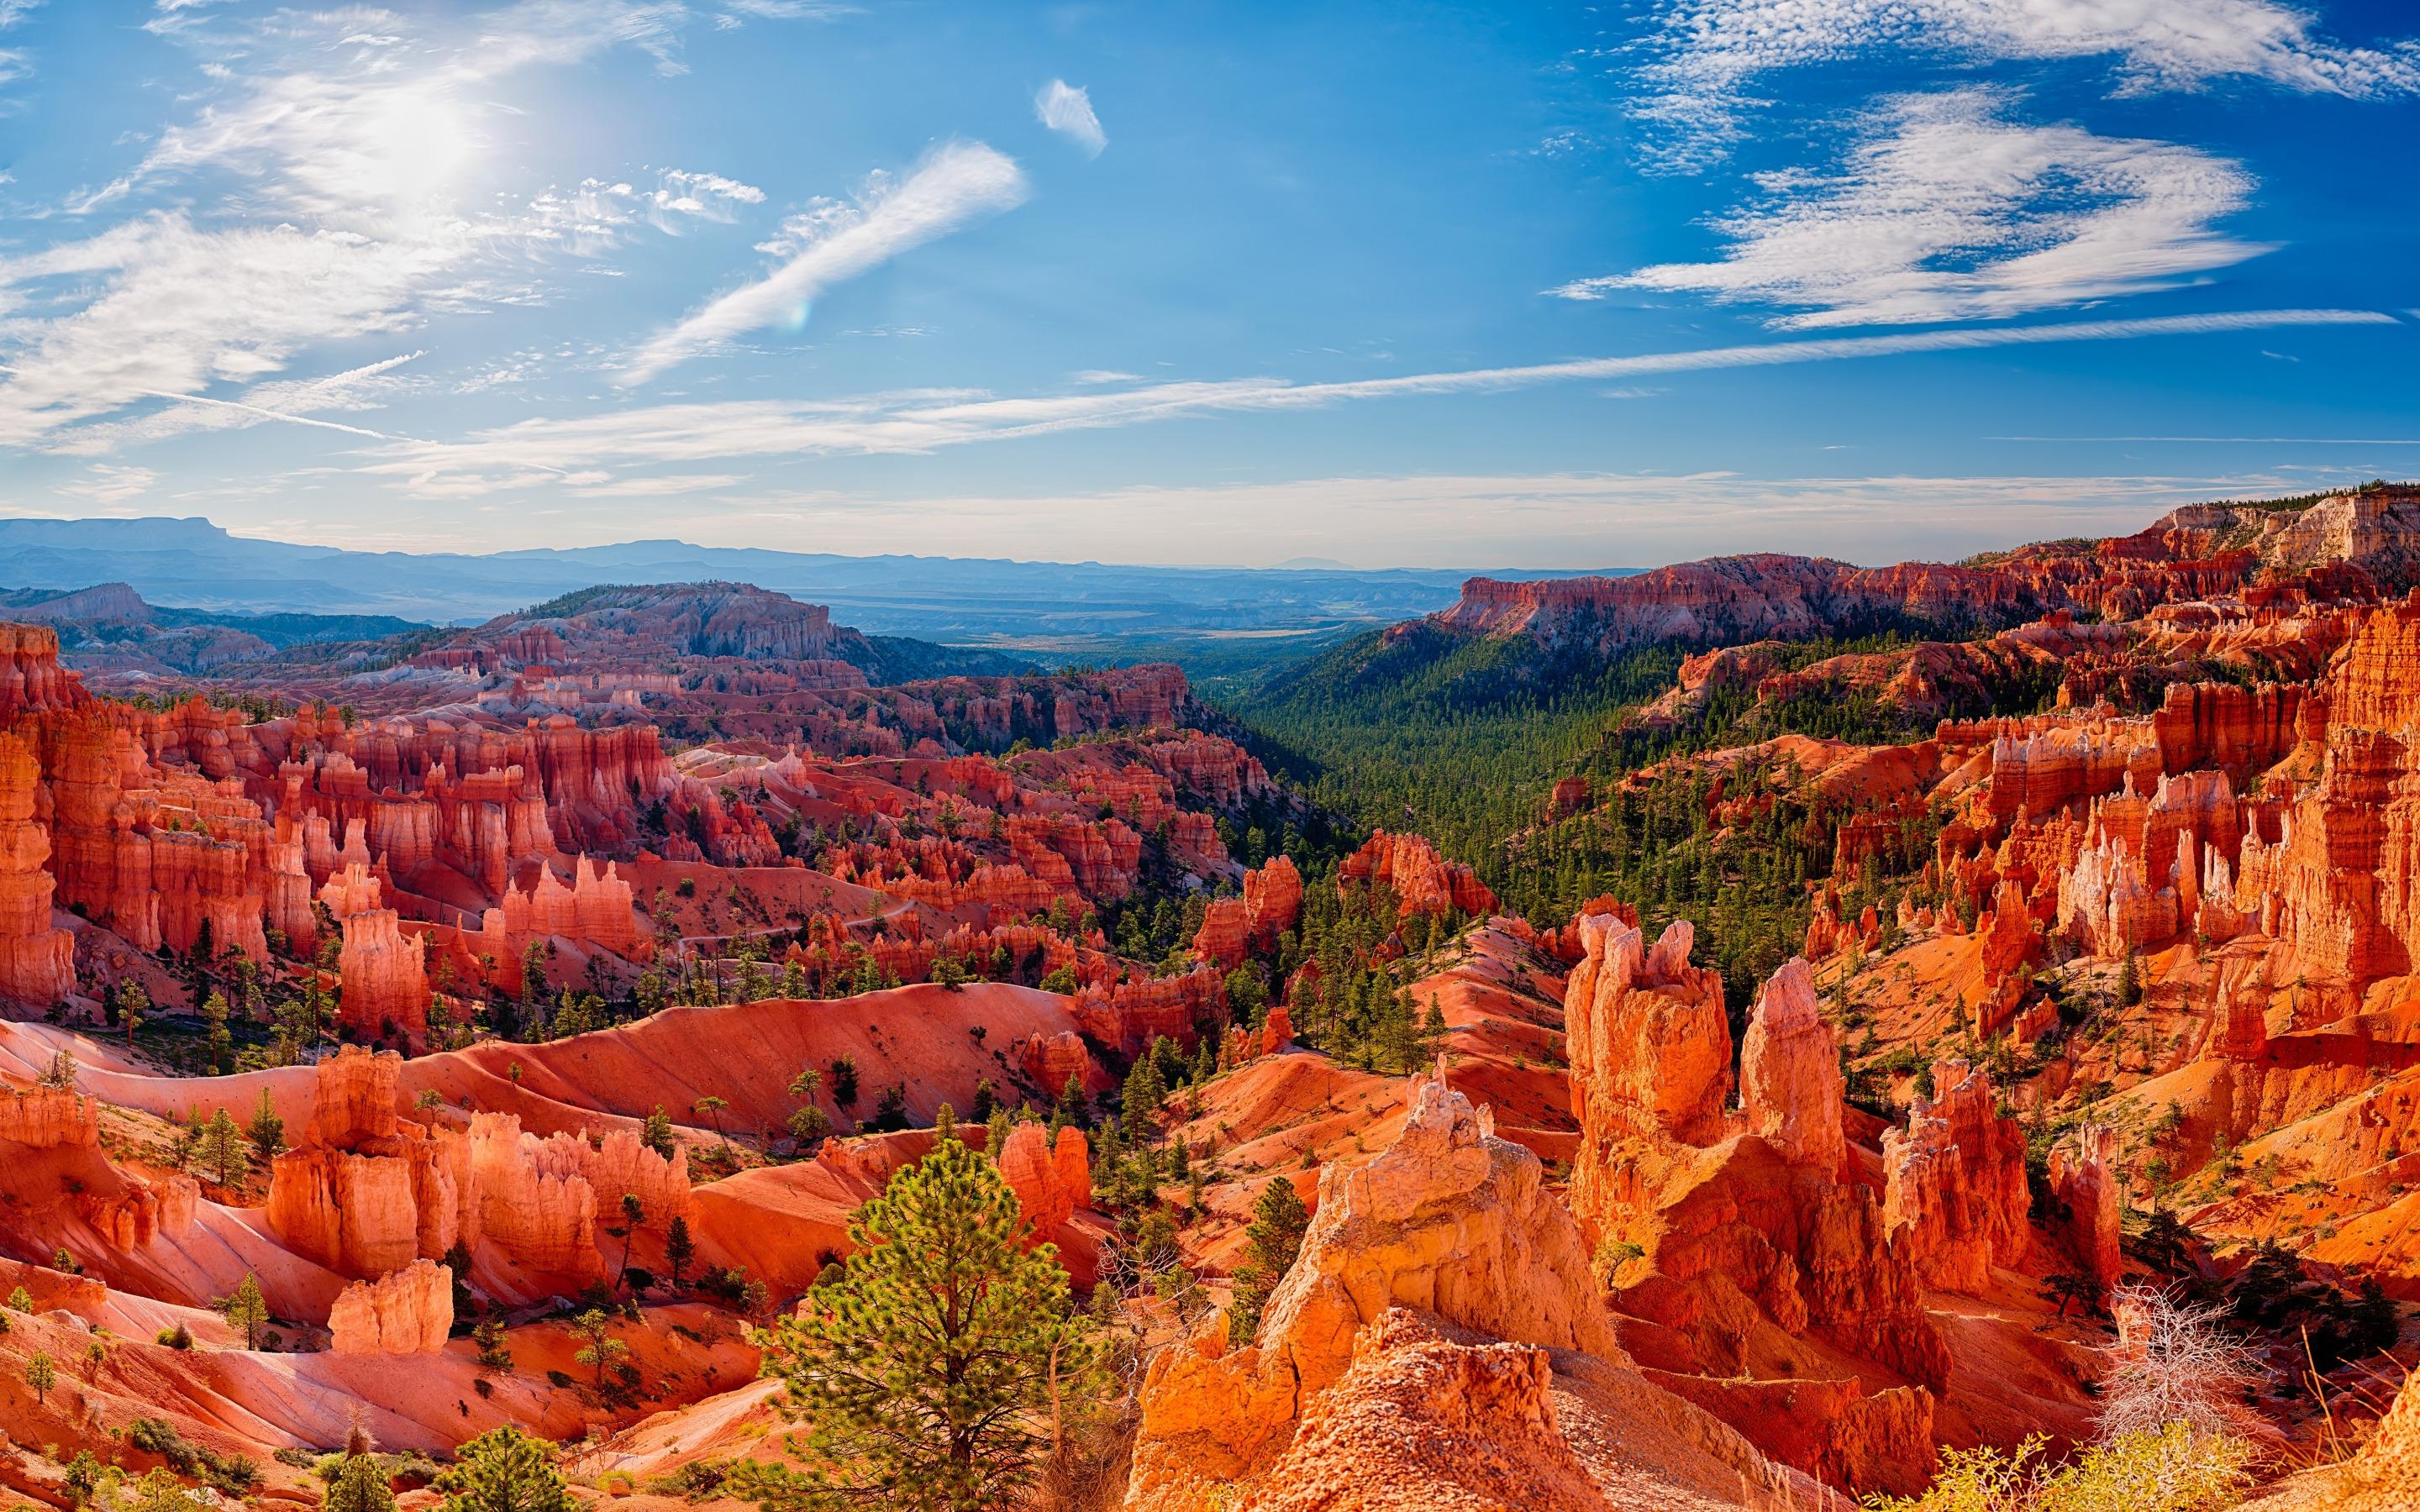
[2098,1282,2269,1443]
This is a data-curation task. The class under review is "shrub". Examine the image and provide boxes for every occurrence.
[1869,1425,2254,1512]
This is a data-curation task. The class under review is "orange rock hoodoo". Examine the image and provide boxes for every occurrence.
[1338,829,1497,916]
[328,1258,454,1353]
[1125,1070,1806,1512]
[1880,1059,2030,1294]
[1566,933,1948,1492]
[0,732,74,1006]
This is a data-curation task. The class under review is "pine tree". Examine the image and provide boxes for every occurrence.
[641,1105,676,1161]
[473,1315,514,1371]
[1053,1071,1090,1133]
[25,1351,54,1404]
[734,1136,1102,1512]
[1121,1047,1167,1132]
[202,990,234,1074]
[194,1107,250,1188]
[1225,1176,1310,1348]
[1418,995,1449,1063]
[664,1215,696,1290]
[218,1273,271,1349]
[571,1309,629,1389]
[435,1426,570,1512]
[245,1088,287,1161]
[326,1429,397,1512]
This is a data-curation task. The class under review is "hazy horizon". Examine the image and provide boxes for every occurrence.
[0,3,2413,566]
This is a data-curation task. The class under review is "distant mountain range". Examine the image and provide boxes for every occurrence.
[0,516,1630,641]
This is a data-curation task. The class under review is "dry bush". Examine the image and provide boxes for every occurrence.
[2097,1283,2270,1444]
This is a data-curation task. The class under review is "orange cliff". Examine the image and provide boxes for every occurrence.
[1565,927,1947,1495]
[1123,1068,1818,1512]
[1880,1059,2031,1294]
[0,732,74,1007]
[1192,854,1303,969]
[1338,829,1497,916]
[329,869,433,1040]
[263,1047,681,1306]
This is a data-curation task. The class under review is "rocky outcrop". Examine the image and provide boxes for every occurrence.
[0,623,91,718]
[1881,1060,2029,1294]
[996,1122,1090,1237]
[1222,1310,1615,1512]
[266,1145,424,1278]
[0,733,73,1007]
[309,1045,402,1148]
[1565,915,1732,1164]
[328,1258,452,1354]
[0,1085,99,1147]
[336,896,432,1040]
[1566,945,1950,1475]
[2047,1123,2122,1294]
[1738,956,1842,1175]
[1127,1071,1626,1508]
[1338,830,1497,917]
[1243,857,1302,945]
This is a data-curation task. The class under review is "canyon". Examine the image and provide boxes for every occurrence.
[0,493,2414,1511]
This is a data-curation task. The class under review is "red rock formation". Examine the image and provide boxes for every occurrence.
[1565,915,1732,1161]
[1075,966,1225,1054]
[1016,1029,1094,1094]
[995,1121,1089,1238]
[337,899,432,1039]
[266,1146,423,1278]
[309,1044,402,1148]
[466,1112,602,1282]
[1338,829,1497,916]
[1646,1369,1936,1499]
[0,623,91,718]
[1881,1060,2029,1294]
[1128,1071,1629,1506]
[328,1258,452,1354]
[2047,1122,2122,1295]
[1261,1005,1293,1055]
[0,733,73,1007]
[0,1085,99,1147]
[1739,956,1843,1174]
[1243,855,1302,943]
[1192,897,1249,970]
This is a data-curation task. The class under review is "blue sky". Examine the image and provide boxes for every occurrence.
[0,0,2414,569]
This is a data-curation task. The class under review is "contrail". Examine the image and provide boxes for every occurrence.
[132,389,397,441]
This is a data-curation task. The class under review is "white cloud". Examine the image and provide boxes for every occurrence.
[367,307,2392,496]
[56,463,158,504]
[0,4,770,452]
[1035,79,1107,156]
[619,140,1029,384]
[1563,90,2268,328]
[1639,0,2420,168]
[718,1,853,20]
[1072,370,1143,384]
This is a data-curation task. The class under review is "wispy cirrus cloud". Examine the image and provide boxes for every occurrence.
[0,3,780,451]
[371,307,2396,496]
[56,462,158,504]
[1558,89,2269,328]
[618,140,1029,384]
[1035,79,1107,156]
[1637,0,2420,169]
